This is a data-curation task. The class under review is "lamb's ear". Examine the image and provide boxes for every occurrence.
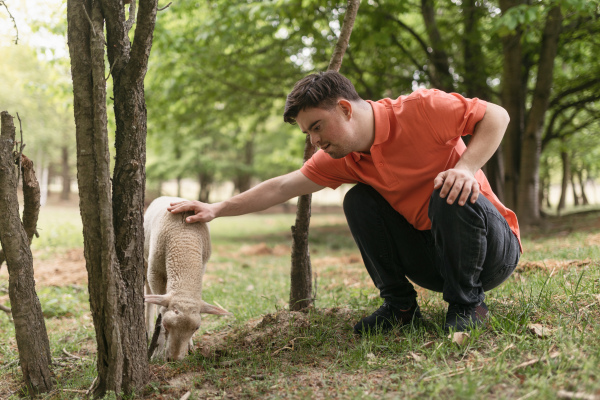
[200,301,232,316]
[145,293,172,308]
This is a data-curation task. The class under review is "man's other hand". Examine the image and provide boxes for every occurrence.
[433,168,479,206]
[167,201,218,223]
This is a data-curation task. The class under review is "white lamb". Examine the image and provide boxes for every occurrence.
[144,196,231,361]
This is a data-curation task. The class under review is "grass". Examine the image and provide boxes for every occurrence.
[1,204,600,399]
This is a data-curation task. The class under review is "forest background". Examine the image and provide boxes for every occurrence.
[2,0,600,399]
[2,0,600,220]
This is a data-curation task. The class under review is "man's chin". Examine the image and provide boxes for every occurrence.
[326,152,345,159]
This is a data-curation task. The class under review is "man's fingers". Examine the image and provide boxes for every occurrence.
[439,175,456,199]
[433,172,446,189]
[470,183,480,203]
[168,201,194,213]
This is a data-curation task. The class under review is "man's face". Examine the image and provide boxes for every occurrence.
[296,103,355,159]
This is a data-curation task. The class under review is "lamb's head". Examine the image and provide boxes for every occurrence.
[145,293,231,361]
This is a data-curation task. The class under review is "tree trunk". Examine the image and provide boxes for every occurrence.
[233,138,254,194]
[198,170,213,203]
[421,0,455,92]
[289,0,360,311]
[67,0,156,395]
[516,5,562,225]
[462,0,504,201]
[68,0,124,394]
[571,170,580,206]
[0,111,54,395]
[105,0,157,393]
[499,0,526,210]
[61,145,71,201]
[557,149,569,213]
[578,170,589,205]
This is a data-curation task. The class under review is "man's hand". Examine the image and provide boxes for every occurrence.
[167,201,219,223]
[433,168,479,206]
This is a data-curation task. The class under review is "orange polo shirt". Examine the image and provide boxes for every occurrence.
[300,89,521,249]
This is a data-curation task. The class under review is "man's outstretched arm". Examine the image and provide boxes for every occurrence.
[167,170,326,223]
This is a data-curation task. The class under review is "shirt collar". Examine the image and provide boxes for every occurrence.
[350,100,391,162]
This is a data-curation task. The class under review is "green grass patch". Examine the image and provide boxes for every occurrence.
[1,207,600,399]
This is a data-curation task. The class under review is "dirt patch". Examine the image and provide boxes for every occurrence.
[237,243,290,256]
[517,258,595,272]
[0,248,87,288]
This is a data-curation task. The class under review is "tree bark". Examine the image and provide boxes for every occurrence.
[462,0,504,201]
[0,111,54,395]
[570,169,580,206]
[0,154,40,270]
[68,0,156,395]
[198,170,213,203]
[104,0,157,393]
[499,0,526,210]
[290,0,360,311]
[61,146,71,201]
[68,0,124,394]
[557,149,569,213]
[578,170,589,205]
[516,5,562,225]
[421,0,454,92]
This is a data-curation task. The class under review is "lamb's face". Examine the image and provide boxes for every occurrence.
[162,308,202,361]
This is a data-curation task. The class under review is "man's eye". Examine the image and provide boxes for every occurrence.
[314,125,321,131]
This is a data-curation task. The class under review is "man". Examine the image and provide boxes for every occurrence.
[168,71,521,334]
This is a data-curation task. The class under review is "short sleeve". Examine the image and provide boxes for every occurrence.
[415,90,487,145]
[300,150,357,189]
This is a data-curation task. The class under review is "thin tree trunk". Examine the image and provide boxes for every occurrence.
[67,0,156,395]
[61,145,71,201]
[516,5,562,225]
[571,170,580,206]
[105,0,157,392]
[0,111,53,395]
[557,149,569,213]
[233,138,254,194]
[198,170,213,203]
[462,0,504,201]
[0,154,40,270]
[421,0,454,92]
[68,0,124,394]
[290,0,361,311]
[578,170,589,205]
[499,0,526,210]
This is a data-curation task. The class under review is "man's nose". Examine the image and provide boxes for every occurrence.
[309,133,320,147]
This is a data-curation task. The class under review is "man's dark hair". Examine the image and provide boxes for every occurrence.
[283,71,361,124]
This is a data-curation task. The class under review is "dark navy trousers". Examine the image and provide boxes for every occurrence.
[343,184,521,308]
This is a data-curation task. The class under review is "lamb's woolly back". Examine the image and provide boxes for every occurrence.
[144,196,211,293]
[144,196,228,361]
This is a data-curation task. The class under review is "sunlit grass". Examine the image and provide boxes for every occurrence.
[1,205,600,399]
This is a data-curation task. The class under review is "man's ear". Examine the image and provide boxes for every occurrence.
[338,99,353,119]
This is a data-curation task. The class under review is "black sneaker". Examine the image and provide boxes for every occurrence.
[353,301,422,335]
[444,301,489,332]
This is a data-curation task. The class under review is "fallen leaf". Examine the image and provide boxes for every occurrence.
[409,351,425,362]
[449,332,470,346]
[245,284,254,291]
[422,341,435,349]
[557,389,600,400]
[528,323,553,338]
[513,351,560,370]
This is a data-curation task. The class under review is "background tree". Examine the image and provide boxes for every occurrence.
[66,0,157,396]
[0,112,52,395]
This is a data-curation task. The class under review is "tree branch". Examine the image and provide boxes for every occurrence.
[0,0,19,44]
[328,0,361,72]
[128,0,158,81]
